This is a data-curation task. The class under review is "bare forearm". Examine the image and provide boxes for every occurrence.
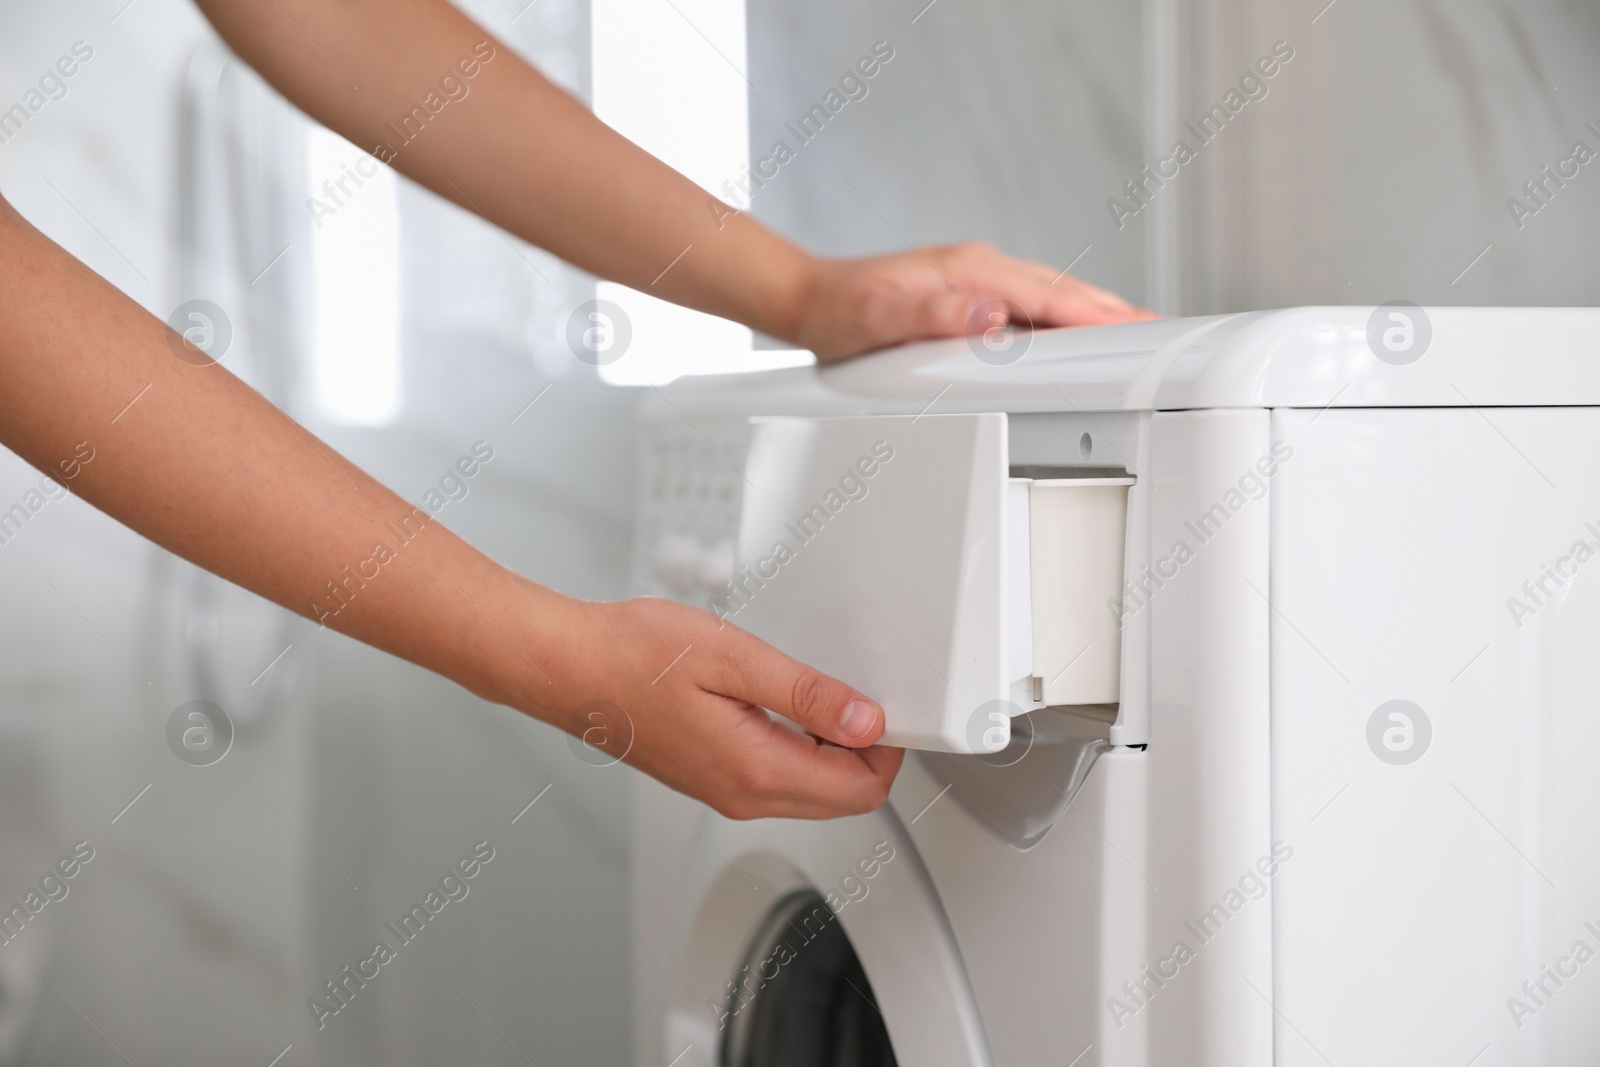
[193,0,815,341]
[0,198,553,714]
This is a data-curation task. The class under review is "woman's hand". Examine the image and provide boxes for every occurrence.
[792,241,1158,362]
[195,0,1152,368]
[534,596,903,821]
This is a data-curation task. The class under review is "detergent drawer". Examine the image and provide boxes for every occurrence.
[733,413,1132,753]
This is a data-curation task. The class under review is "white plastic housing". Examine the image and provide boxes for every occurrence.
[735,413,1010,752]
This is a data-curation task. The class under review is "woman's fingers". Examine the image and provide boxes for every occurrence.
[937,242,1153,327]
[698,698,904,819]
[800,242,1156,360]
[689,621,905,818]
[711,624,886,747]
[558,598,904,820]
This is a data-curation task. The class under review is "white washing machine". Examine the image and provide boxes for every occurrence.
[631,306,1600,1067]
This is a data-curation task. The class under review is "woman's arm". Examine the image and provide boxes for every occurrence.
[0,196,900,819]
[193,0,1151,359]
[2,0,1150,819]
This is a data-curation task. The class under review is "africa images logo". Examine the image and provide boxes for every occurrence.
[1106,40,1295,230]
[708,441,894,621]
[166,699,233,767]
[308,840,496,1031]
[1366,700,1431,765]
[565,300,632,366]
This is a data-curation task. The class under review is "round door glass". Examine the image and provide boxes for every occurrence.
[720,891,898,1067]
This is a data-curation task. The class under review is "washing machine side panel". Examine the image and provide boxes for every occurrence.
[1139,409,1276,1067]
[892,748,1149,1067]
[893,409,1275,1067]
[1270,407,1600,1065]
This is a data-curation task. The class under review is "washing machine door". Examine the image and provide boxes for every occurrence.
[659,805,992,1067]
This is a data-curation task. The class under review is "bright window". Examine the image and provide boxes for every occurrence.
[306,126,402,424]
[590,0,813,384]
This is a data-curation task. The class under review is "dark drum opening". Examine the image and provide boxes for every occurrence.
[720,890,899,1067]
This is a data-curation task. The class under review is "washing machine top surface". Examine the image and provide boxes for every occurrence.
[648,306,1600,416]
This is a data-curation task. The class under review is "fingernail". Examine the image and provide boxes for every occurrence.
[839,699,877,742]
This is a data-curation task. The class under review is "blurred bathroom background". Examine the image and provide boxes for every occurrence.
[0,0,1595,1063]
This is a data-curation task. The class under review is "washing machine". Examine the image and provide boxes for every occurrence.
[631,306,1600,1067]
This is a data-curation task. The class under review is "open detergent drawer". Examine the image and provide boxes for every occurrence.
[735,413,1132,753]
